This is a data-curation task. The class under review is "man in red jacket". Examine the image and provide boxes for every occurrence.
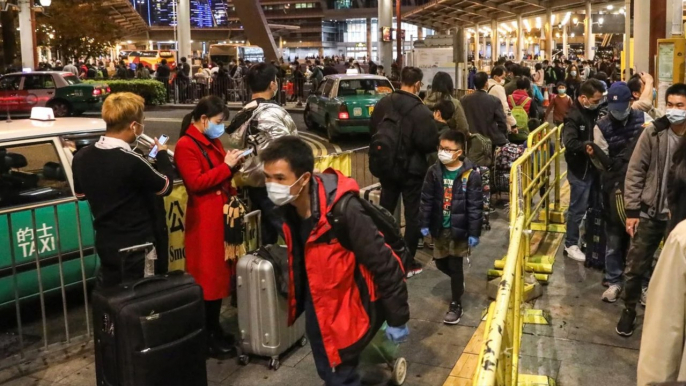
[262,137,410,386]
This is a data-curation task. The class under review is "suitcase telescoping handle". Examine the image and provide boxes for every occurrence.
[118,242,155,279]
[244,210,262,251]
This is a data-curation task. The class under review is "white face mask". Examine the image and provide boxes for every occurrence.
[266,174,305,206]
[666,108,686,125]
[438,150,456,165]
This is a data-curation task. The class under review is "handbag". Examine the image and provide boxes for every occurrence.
[186,136,246,261]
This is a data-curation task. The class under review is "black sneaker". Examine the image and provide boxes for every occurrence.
[616,308,636,337]
[444,302,463,325]
[406,262,424,278]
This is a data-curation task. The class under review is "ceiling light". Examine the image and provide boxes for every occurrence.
[607,4,613,10]
[523,19,531,32]
[570,32,575,37]
[598,17,604,24]
[511,21,517,28]
[535,17,542,29]
[561,12,571,25]
[573,17,578,24]
[556,32,560,38]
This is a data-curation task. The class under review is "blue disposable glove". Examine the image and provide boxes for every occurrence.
[420,228,430,237]
[385,325,409,344]
[468,236,480,248]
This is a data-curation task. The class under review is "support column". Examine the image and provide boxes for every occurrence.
[474,23,480,66]
[234,0,279,62]
[516,14,523,62]
[482,30,487,61]
[649,0,667,76]
[378,0,393,72]
[454,26,467,90]
[634,0,650,73]
[562,24,568,58]
[396,0,402,68]
[177,0,192,61]
[584,1,594,61]
[546,8,553,61]
[18,0,35,69]
[366,17,372,61]
[491,19,499,60]
[669,0,684,37]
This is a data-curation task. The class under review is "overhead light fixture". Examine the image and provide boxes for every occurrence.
[523,19,531,32]
[561,12,571,25]
[598,17,604,24]
[39,0,51,6]
[127,40,132,44]
[535,17,542,29]
[511,21,517,28]
[556,32,560,38]
[607,4,613,10]
[570,32,575,37]
[573,17,578,24]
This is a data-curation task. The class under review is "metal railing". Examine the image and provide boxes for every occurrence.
[0,198,97,372]
[162,75,314,105]
[473,123,567,386]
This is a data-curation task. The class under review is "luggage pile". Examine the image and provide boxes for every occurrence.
[493,143,526,194]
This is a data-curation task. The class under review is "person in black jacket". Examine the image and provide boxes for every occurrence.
[562,78,606,262]
[420,130,483,325]
[72,92,174,288]
[261,137,410,386]
[370,66,439,278]
[460,72,510,147]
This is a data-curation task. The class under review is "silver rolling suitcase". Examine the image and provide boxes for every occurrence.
[236,211,307,370]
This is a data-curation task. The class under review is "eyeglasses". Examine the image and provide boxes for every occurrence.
[438,146,460,153]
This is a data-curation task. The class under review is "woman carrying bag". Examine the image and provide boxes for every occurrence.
[175,96,246,359]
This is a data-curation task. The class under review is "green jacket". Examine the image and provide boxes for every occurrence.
[424,92,470,136]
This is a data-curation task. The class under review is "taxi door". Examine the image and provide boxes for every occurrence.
[0,137,97,306]
[22,74,56,108]
[0,75,28,113]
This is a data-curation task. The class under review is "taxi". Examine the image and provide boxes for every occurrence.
[0,110,179,307]
[303,74,394,141]
[0,71,110,118]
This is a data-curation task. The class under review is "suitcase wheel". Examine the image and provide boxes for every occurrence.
[268,357,280,371]
[238,354,250,366]
[391,357,407,385]
[299,336,308,347]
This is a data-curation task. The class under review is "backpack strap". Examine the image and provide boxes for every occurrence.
[186,135,214,169]
[328,192,355,250]
[487,85,496,93]
[508,95,515,106]
[515,97,531,108]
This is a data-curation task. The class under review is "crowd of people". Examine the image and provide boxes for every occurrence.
[65,47,686,384]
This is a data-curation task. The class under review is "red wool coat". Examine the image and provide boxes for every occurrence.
[175,125,236,300]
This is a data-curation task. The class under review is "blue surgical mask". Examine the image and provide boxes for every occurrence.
[570,71,577,77]
[666,109,686,125]
[205,121,225,139]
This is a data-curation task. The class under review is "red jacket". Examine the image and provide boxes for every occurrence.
[175,125,236,300]
[508,89,532,114]
[281,169,409,369]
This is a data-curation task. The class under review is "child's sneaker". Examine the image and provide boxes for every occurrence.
[443,302,463,325]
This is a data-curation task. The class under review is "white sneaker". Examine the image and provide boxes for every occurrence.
[641,287,648,306]
[564,245,586,262]
[602,284,622,303]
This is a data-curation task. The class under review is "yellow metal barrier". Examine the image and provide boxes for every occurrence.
[474,124,567,386]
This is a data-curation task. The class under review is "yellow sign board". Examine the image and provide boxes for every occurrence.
[164,184,188,272]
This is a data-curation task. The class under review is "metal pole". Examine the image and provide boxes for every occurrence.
[517,14,523,62]
[396,0,402,68]
[475,23,480,67]
[624,0,631,80]
[546,8,553,61]
[563,24,568,58]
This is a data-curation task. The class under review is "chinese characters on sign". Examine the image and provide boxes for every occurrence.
[15,223,56,258]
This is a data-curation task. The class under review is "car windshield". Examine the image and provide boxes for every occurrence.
[337,79,393,97]
[62,75,81,85]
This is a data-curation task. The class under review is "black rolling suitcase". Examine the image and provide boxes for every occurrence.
[93,245,207,386]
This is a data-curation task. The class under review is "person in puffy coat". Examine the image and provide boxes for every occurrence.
[420,130,483,325]
[175,96,245,359]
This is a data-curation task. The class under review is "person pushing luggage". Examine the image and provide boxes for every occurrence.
[261,136,410,386]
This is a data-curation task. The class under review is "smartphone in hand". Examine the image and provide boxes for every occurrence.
[149,134,169,158]
[240,148,254,157]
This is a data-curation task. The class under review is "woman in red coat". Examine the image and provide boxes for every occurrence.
[175,96,244,359]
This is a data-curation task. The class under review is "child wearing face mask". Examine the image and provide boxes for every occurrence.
[545,82,574,126]
[419,130,483,325]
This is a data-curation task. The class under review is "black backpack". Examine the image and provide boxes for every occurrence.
[368,95,419,182]
[328,193,410,270]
